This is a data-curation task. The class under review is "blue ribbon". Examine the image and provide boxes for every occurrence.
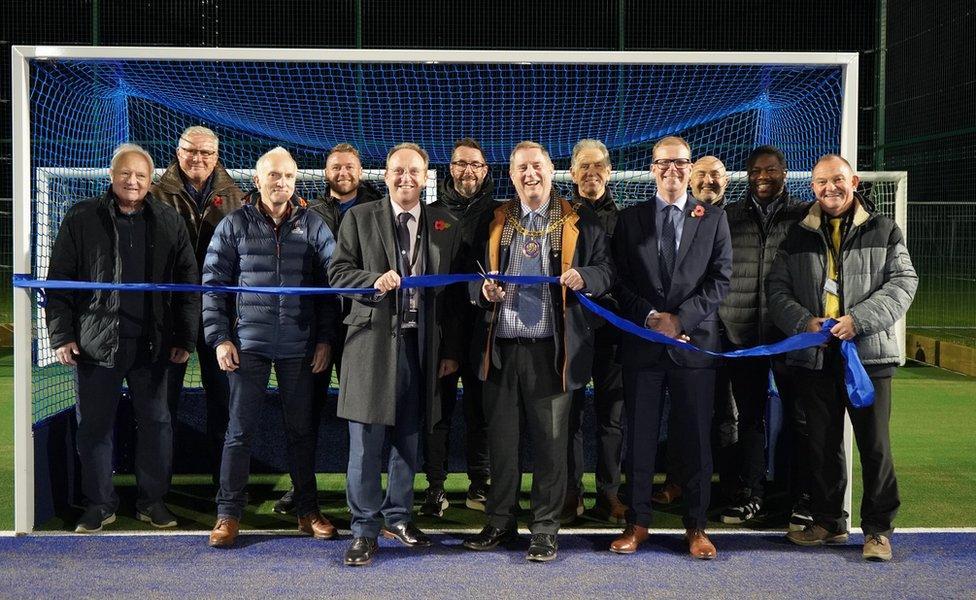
[12,273,874,406]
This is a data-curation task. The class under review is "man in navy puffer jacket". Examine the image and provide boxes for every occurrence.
[202,146,339,548]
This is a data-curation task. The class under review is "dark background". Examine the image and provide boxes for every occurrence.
[1,0,974,325]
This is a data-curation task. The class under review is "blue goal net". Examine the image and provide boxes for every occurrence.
[26,57,846,423]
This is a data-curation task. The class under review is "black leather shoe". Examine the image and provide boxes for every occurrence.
[526,533,558,562]
[462,525,518,551]
[381,522,432,547]
[344,537,378,566]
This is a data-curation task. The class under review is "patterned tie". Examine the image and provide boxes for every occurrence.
[659,204,679,291]
[396,212,413,275]
[518,211,543,328]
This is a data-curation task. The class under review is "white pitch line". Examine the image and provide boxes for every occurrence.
[8,526,976,538]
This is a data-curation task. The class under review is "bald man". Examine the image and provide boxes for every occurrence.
[690,155,731,206]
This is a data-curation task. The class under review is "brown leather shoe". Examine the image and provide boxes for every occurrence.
[610,524,649,554]
[651,482,683,505]
[685,528,716,560]
[298,512,337,540]
[592,493,629,525]
[209,517,239,548]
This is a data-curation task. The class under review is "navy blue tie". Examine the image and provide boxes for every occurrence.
[518,212,543,328]
[659,204,679,291]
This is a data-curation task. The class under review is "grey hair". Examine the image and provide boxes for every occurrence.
[180,125,219,149]
[110,143,155,174]
[255,146,297,174]
[570,139,611,171]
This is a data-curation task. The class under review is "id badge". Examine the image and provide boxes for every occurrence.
[823,278,839,295]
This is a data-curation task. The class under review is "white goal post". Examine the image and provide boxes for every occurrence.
[12,46,861,535]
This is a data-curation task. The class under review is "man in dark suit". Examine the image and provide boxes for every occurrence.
[609,136,732,559]
[329,143,463,567]
[461,141,613,562]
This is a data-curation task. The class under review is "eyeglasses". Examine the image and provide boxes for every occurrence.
[451,160,487,171]
[652,158,692,170]
[179,147,217,158]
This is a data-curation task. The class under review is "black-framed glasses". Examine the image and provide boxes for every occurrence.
[451,160,487,170]
[652,158,692,170]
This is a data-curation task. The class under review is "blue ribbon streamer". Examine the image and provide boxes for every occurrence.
[12,273,874,407]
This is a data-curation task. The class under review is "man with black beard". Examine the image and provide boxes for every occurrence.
[419,138,495,517]
[273,142,381,515]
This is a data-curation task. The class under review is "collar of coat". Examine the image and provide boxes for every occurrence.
[155,160,240,197]
[800,192,871,232]
[486,194,581,276]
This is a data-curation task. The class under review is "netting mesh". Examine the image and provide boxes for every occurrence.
[28,58,849,423]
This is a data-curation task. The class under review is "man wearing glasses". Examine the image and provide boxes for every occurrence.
[152,125,244,482]
[610,136,731,559]
[419,138,495,517]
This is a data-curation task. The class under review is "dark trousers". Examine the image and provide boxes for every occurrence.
[567,328,624,499]
[795,354,899,537]
[217,351,319,520]
[725,357,805,499]
[424,358,489,490]
[346,331,423,539]
[483,338,571,535]
[166,330,230,480]
[624,358,715,529]
[75,337,171,512]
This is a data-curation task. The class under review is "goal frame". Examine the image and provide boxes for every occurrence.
[12,45,859,534]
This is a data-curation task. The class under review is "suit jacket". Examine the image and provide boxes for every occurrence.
[328,197,463,430]
[470,195,614,391]
[612,197,732,368]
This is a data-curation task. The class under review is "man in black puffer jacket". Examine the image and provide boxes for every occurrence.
[717,145,811,529]
[419,138,496,517]
[203,147,339,548]
[46,144,199,534]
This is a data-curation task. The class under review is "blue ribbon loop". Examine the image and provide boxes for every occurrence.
[12,273,874,406]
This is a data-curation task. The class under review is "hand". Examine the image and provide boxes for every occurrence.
[311,342,332,374]
[648,312,682,339]
[216,341,240,372]
[559,268,586,291]
[806,317,828,333]
[55,342,80,366]
[169,348,191,364]
[830,315,857,341]
[482,271,506,303]
[438,359,459,378]
[373,270,401,294]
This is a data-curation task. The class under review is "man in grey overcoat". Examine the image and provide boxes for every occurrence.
[329,143,463,567]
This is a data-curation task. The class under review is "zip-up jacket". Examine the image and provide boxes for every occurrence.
[307,180,382,238]
[718,191,809,347]
[45,189,200,366]
[766,195,917,369]
[202,195,339,359]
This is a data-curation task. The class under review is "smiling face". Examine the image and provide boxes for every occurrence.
[690,156,730,204]
[651,142,692,202]
[748,153,787,202]
[571,146,612,201]
[812,156,860,217]
[325,151,363,201]
[385,148,428,210]
[510,147,554,209]
[450,145,488,198]
[176,132,219,187]
[111,152,153,206]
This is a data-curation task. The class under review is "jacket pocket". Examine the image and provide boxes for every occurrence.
[343,305,373,328]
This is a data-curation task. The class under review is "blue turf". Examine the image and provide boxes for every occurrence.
[1,532,973,598]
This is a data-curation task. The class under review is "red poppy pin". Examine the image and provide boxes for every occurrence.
[434,219,451,231]
[299,197,308,208]
[212,195,223,207]
[691,205,706,218]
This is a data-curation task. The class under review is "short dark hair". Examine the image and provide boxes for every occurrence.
[454,138,484,154]
[746,145,787,171]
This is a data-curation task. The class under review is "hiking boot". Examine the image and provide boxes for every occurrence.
[862,534,893,561]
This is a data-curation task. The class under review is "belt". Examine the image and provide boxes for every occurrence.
[496,336,552,345]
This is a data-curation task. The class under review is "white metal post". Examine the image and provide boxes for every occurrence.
[11,46,36,534]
